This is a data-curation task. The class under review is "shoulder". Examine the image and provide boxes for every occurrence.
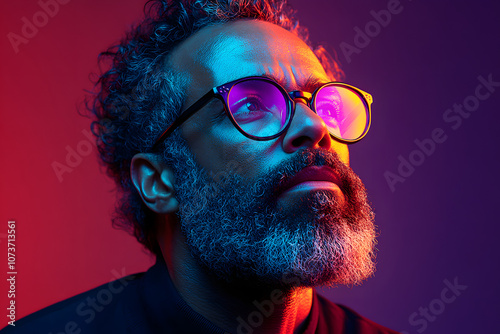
[314,292,399,334]
[0,273,145,334]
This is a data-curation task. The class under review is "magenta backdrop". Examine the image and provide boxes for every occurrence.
[1,0,499,333]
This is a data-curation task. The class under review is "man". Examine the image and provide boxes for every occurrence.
[4,1,397,333]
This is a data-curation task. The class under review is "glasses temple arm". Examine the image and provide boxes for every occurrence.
[152,89,217,151]
[359,89,373,105]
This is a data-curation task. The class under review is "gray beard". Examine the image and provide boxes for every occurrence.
[165,144,377,289]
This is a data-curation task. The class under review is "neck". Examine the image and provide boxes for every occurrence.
[158,220,313,334]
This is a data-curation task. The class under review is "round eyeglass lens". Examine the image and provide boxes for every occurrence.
[314,85,369,141]
[227,79,289,138]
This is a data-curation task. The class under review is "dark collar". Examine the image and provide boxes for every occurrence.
[130,256,319,334]
[133,256,229,334]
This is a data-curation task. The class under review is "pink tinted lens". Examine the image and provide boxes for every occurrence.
[227,80,288,137]
[314,85,368,141]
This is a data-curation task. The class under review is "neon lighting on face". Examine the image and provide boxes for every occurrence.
[152,76,372,150]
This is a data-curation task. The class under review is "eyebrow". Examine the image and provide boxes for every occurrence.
[302,76,330,92]
[259,73,329,92]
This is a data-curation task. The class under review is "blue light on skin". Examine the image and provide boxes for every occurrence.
[133,19,350,334]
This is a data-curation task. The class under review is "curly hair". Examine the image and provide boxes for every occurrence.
[88,0,344,257]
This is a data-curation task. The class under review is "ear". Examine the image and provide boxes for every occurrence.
[130,153,179,214]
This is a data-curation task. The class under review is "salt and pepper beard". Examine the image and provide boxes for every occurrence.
[166,145,377,289]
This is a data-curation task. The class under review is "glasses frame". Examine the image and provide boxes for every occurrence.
[152,76,372,151]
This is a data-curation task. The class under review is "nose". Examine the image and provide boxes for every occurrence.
[282,99,333,153]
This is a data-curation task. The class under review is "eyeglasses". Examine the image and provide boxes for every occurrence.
[152,76,372,150]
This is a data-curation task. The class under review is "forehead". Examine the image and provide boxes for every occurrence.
[169,19,331,94]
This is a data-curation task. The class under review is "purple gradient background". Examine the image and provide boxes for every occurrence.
[1,0,499,332]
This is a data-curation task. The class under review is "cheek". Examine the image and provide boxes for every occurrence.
[182,120,266,180]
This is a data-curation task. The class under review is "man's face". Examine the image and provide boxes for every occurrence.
[170,20,349,186]
[165,20,376,287]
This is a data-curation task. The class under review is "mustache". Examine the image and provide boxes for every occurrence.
[257,148,350,200]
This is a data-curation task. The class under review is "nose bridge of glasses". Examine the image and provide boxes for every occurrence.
[288,90,313,105]
[287,90,328,134]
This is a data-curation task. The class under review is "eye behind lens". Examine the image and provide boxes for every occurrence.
[314,84,370,142]
[227,79,289,138]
